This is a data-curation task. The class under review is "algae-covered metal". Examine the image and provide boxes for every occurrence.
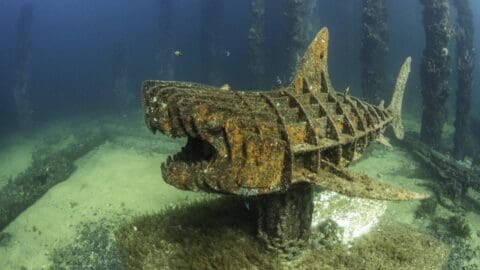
[142,28,424,201]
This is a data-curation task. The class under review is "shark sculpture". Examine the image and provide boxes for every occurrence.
[141,28,428,254]
[141,28,424,202]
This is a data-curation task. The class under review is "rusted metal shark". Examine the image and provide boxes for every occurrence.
[142,28,424,202]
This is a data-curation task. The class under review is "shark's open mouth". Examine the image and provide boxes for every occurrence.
[169,136,217,165]
[162,135,218,180]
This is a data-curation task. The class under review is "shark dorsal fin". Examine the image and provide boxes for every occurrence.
[290,27,334,95]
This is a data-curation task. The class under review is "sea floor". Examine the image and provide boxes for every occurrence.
[0,113,479,269]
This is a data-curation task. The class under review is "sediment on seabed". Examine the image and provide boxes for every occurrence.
[0,131,107,231]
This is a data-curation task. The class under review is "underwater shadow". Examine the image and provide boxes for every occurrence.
[115,196,281,270]
[115,196,450,270]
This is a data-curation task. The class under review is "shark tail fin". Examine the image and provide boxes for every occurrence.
[289,28,335,95]
[387,57,412,140]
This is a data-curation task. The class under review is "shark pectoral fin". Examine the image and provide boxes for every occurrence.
[294,163,429,201]
[376,134,392,148]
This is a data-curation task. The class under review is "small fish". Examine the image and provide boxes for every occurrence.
[174,50,183,56]
[224,49,231,57]
[378,100,385,109]
[343,86,350,97]
[244,201,250,210]
[276,76,282,86]
[220,84,231,91]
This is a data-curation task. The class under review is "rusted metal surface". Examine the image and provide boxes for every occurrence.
[142,28,425,201]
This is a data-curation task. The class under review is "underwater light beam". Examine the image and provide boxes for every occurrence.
[13,2,35,127]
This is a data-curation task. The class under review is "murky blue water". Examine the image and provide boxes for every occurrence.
[0,1,479,269]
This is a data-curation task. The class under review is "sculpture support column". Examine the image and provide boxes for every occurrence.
[257,183,314,256]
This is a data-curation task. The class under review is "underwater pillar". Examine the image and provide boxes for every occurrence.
[360,0,389,104]
[13,2,35,127]
[452,0,475,160]
[419,0,451,148]
[257,183,314,256]
[155,0,175,80]
[111,42,133,107]
[248,0,266,88]
[283,0,309,83]
[200,0,224,85]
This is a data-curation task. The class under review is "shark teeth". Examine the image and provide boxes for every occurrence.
[161,134,220,192]
[161,162,168,180]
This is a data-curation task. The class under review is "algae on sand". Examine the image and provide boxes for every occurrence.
[0,116,204,269]
[0,115,457,270]
[50,220,124,270]
[116,197,277,270]
[116,196,448,270]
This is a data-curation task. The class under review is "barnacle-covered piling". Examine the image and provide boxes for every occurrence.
[155,0,175,80]
[111,42,133,106]
[452,0,475,160]
[419,0,451,148]
[283,0,309,83]
[200,0,224,85]
[13,2,35,127]
[360,0,389,104]
[248,0,266,88]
